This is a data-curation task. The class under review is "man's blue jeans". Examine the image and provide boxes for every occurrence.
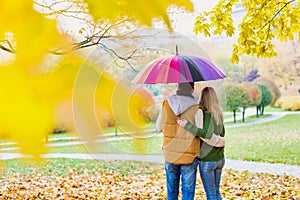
[199,158,225,200]
[165,159,198,200]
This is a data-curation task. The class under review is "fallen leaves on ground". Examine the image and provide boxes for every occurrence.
[0,159,299,199]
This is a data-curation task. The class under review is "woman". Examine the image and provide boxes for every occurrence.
[177,87,225,200]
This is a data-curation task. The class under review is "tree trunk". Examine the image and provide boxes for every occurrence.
[256,106,260,118]
[259,106,263,116]
[115,125,118,136]
[242,107,245,122]
[261,105,265,115]
[233,110,236,123]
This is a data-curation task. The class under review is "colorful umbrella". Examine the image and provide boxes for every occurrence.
[132,47,226,84]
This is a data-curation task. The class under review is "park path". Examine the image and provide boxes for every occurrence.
[1,153,299,177]
[1,109,300,177]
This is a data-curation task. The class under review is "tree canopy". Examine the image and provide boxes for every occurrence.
[193,0,300,63]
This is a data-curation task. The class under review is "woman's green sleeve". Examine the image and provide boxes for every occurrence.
[183,112,214,139]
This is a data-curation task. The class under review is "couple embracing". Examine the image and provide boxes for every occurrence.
[156,82,225,200]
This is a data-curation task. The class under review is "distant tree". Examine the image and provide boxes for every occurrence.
[225,82,252,123]
[225,83,241,123]
[256,40,300,88]
[143,84,162,97]
[238,84,252,122]
[242,82,262,117]
[245,69,260,82]
[214,55,246,83]
[257,84,273,115]
[254,77,281,105]
[194,82,208,97]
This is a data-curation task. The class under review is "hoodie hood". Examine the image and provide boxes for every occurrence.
[167,95,198,115]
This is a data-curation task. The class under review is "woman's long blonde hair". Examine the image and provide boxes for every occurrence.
[199,87,223,125]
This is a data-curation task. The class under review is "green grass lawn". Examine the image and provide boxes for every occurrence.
[1,114,299,165]
[47,114,300,165]
[223,113,234,119]
[47,122,156,139]
[263,106,285,112]
[224,114,271,125]
[48,135,163,155]
[225,114,300,165]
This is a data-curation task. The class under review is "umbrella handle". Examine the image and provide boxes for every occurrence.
[176,45,178,55]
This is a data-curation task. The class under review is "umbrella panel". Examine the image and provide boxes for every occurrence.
[132,54,226,84]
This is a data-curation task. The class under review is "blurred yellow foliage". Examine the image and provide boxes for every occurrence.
[0,0,64,69]
[85,0,193,30]
[0,0,193,158]
[0,67,52,157]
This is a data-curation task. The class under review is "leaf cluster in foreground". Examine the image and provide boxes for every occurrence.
[0,159,299,199]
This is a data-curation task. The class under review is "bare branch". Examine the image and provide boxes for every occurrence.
[99,43,139,72]
[1,1,151,72]
[0,45,15,54]
[0,40,16,54]
[34,0,90,23]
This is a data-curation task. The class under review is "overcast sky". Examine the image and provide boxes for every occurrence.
[191,0,219,12]
[170,0,220,36]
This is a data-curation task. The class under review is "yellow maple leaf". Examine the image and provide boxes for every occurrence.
[0,66,53,158]
[84,0,194,30]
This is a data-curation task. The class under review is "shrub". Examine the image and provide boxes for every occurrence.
[132,86,156,123]
[147,105,159,122]
[242,82,262,106]
[224,82,252,122]
[274,96,300,111]
[53,97,74,133]
[224,82,252,111]
[53,124,69,134]
[253,77,281,105]
[257,84,273,107]
[103,86,157,127]
[256,84,273,115]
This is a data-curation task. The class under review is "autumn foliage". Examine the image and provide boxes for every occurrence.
[253,76,281,105]
[0,0,192,157]
[133,87,157,122]
[193,1,300,63]
[242,82,262,106]
[0,160,299,199]
[274,96,300,111]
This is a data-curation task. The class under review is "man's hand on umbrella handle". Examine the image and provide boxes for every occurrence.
[177,119,187,127]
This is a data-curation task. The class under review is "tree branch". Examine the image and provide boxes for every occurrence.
[260,0,296,31]
[99,43,139,72]
[0,45,15,54]
[1,1,152,72]
[0,40,16,54]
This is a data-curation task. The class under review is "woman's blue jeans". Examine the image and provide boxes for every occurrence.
[165,159,198,200]
[199,158,225,200]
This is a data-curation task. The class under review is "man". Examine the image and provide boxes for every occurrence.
[156,82,224,200]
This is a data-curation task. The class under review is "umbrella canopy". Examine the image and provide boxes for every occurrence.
[132,51,226,84]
